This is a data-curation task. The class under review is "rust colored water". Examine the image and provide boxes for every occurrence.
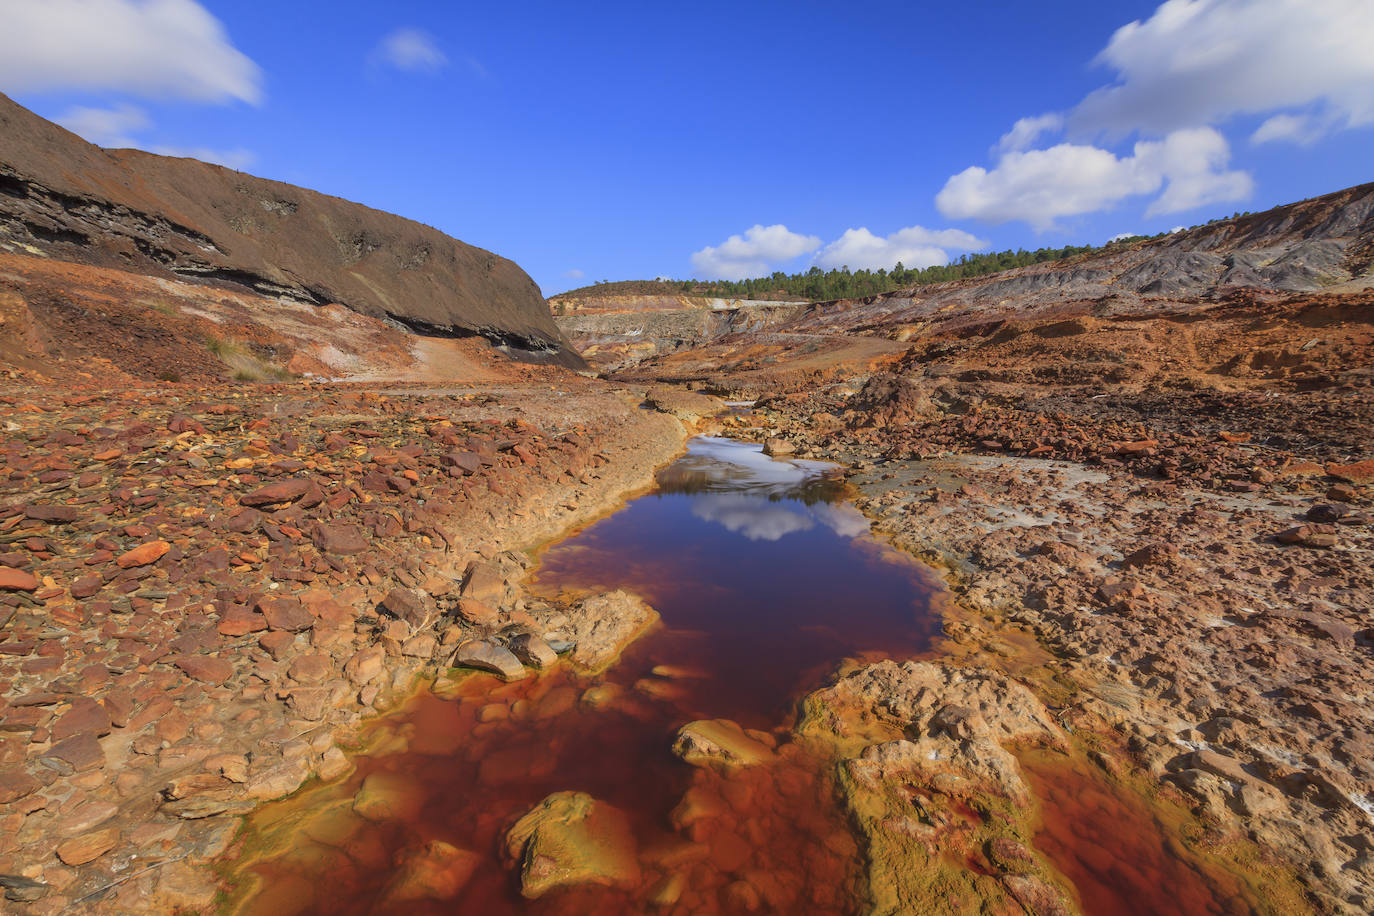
[1020,749,1267,916]
[227,437,941,914]
[225,438,1265,916]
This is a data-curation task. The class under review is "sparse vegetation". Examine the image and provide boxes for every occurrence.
[554,233,1174,303]
[205,335,295,382]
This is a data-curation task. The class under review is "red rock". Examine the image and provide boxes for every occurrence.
[381,588,434,628]
[216,605,268,636]
[0,567,39,591]
[116,540,170,568]
[23,504,79,523]
[258,597,313,632]
[50,697,113,742]
[70,575,103,598]
[1326,484,1357,502]
[344,646,385,686]
[443,451,483,475]
[102,689,137,728]
[1122,543,1175,568]
[287,653,332,684]
[240,478,313,508]
[1116,439,1158,455]
[311,522,368,555]
[173,655,234,685]
[56,827,120,865]
[259,630,295,660]
[455,597,498,625]
[41,732,105,771]
[0,769,39,804]
[1327,460,1374,483]
[460,562,505,604]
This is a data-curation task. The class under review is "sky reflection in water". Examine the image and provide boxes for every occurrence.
[659,436,869,542]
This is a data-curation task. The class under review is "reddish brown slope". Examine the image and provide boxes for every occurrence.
[0,93,581,364]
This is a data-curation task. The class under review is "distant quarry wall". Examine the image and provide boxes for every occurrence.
[550,296,809,371]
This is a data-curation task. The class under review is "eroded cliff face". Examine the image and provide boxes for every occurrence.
[0,93,582,365]
[551,297,810,372]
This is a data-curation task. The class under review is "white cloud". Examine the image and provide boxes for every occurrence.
[372,28,448,74]
[56,104,151,147]
[53,103,254,169]
[996,114,1064,154]
[563,268,585,280]
[149,145,255,170]
[691,495,814,542]
[937,127,1251,229]
[814,225,988,271]
[691,224,821,280]
[1071,0,1374,140]
[1250,112,1330,146]
[0,0,261,104]
[1138,128,1253,216]
[939,0,1372,229]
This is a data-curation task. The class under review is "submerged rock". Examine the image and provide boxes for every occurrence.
[672,719,776,770]
[381,840,481,903]
[503,791,641,898]
[352,770,425,823]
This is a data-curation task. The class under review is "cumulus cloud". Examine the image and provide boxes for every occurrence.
[996,114,1065,154]
[56,104,151,148]
[938,1,1372,228]
[691,224,821,280]
[1071,0,1374,140]
[1250,112,1331,146]
[372,27,448,74]
[937,127,1251,229]
[814,225,988,271]
[0,0,261,104]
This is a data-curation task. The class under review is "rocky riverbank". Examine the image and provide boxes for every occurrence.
[0,377,700,911]
[741,376,1372,914]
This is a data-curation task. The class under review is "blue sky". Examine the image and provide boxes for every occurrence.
[3,0,1371,294]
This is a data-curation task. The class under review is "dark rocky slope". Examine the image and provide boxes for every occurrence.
[0,93,580,364]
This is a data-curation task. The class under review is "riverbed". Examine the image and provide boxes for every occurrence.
[219,437,1266,915]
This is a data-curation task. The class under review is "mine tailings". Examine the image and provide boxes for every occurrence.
[218,436,1263,915]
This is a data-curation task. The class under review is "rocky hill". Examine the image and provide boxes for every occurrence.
[564,183,1374,374]
[776,181,1373,340]
[0,93,580,365]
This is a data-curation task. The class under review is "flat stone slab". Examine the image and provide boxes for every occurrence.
[452,640,526,681]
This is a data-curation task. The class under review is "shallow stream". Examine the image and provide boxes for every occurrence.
[223,436,1266,915]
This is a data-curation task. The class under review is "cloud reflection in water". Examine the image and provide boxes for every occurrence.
[663,437,871,542]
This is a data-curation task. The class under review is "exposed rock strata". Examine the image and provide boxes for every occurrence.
[0,93,580,363]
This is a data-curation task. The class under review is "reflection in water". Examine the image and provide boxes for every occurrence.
[664,437,868,542]
[655,436,848,504]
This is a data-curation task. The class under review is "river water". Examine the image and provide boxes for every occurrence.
[222,437,1264,915]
